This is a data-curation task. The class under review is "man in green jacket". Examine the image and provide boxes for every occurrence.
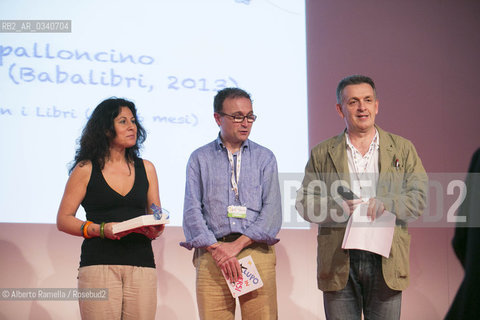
[296,75,427,320]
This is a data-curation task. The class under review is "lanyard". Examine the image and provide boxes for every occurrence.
[227,148,242,200]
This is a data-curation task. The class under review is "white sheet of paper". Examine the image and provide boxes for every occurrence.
[341,203,396,258]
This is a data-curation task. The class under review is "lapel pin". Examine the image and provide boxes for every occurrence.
[394,159,400,168]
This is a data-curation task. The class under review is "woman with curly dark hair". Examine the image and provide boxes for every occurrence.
[57,98,163,319]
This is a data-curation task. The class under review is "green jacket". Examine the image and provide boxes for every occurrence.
[296,126,427,291]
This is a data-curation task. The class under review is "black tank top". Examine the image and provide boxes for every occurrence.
[79,157,155,268]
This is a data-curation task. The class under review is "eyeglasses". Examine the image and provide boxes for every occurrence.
[218,112,257,123]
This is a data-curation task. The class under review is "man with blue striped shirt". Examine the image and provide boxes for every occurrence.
[181,87,282,319]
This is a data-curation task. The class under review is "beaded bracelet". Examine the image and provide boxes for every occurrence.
[100,222,105,239]
[83,221,93,239]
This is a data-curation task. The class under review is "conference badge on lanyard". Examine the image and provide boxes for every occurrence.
[227,205,247,219]
[227,148,247,219]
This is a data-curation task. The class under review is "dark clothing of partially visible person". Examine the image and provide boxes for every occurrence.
[79,157,155,268]
[445,148,480,319]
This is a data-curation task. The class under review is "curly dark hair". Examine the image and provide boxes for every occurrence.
[69,98,146,173]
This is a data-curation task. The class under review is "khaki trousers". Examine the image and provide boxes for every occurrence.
[77,265,157,320]
[194,243,278,320]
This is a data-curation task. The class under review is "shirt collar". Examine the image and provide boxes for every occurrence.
[215,133,250,152]
[345,128,380,154]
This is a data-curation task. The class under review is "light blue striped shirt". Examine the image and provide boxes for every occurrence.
[180,136,282,250]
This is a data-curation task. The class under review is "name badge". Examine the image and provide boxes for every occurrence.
[227,205,247,219]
